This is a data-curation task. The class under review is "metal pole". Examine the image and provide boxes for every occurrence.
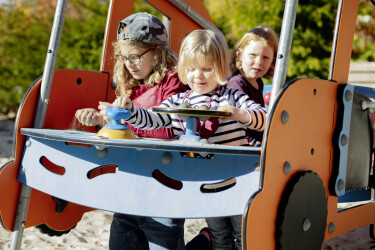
[10,0,68,249]
[166,0,224,36]
[268,0,299,110]
[100,0,114,72]
[33,0,68,128]
[328,0,343,81]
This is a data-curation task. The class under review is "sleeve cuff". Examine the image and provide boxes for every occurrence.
[240,109,252,127]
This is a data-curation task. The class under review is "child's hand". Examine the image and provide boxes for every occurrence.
[98,101,112,111]
[218,105,250,125]
[217,105,236,121]
[98,101,112,124]
[75,108,101,126]
[113,96,133,110]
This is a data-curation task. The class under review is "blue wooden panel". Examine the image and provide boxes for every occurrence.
[19,131,261,218]
[21,128,261,155]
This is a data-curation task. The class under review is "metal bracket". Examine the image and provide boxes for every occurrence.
[334,84,354,196]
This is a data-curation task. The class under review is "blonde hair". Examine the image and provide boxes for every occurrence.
[113,40,177,97]
[231,26,278,79]
[177,30,229,85]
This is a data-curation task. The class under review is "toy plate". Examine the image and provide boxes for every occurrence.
[152,106,230,118]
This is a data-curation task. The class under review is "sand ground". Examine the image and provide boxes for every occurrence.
[0,117,375,249]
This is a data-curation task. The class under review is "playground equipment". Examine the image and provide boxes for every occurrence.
[97,107,136,139]
[0,0,374,249]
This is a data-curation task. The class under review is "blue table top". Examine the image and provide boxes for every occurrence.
[21,128,261,155]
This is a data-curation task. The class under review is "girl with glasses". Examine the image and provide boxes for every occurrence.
[75,12,187,249]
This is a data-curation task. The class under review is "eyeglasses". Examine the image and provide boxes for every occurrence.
[115,48,154,65]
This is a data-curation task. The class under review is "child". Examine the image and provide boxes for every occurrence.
[75,13,187,250]
[227,25,278,146]
[112,29,267,249]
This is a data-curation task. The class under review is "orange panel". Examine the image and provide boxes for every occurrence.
[244,78,339,248]
[44,69,109,130]
[0,78,41,231]
[331,0,359,83]
[245,78,375,248]
[325,200,375,240]
[0,69,108,231]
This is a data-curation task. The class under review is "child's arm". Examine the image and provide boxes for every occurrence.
[221,89,268,131]
[75,108,101,126]
[75,102,111,127]
[218,104,266,131]
[217,105,250,124]
[112,96,173,130]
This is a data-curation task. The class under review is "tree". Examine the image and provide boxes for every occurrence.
[57,0,108,70]
[352,0,375,61]
[0,2,53,114]
[289,0,337,80]
[203,0,337,82]
[0,0,108,114]
[0,0,374,114]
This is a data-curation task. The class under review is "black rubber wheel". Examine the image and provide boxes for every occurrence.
[35,223,76,236]
[276,171,328,250]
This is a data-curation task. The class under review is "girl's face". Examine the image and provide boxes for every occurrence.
[118,42,154,80]
[186,59,218,94]
[240,40,274,81]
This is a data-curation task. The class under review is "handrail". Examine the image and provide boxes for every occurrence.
[10,1,68,249]
[33,0,68,128]
[329,0,343,81]
[100,0,114,72]
[166,0,224,36]
[268,0,299,109]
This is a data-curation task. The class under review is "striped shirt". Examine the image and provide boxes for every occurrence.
[125,86,267,146]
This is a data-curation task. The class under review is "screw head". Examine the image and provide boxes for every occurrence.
[302,218,311,232]
[328,222,335,233]
[345,90,353,102]
[281,111,289,124]
[161,152,172,165]
[341,134,349,146]
[283,161,291,175]
[96,147,108,158]
[337,179,345,191]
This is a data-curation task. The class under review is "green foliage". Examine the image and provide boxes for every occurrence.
[0,3,52,113]
[290,0,337,80]
[0,0,164,114]
[0,0,374,114]
[133,0,160,17]
[203,0,283,48]
[352,0,375,61]
[58,0,108,71]
[203,0,337,82]
[0,0,108,114]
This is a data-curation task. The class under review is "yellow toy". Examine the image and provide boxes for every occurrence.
[97,107,135,139]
